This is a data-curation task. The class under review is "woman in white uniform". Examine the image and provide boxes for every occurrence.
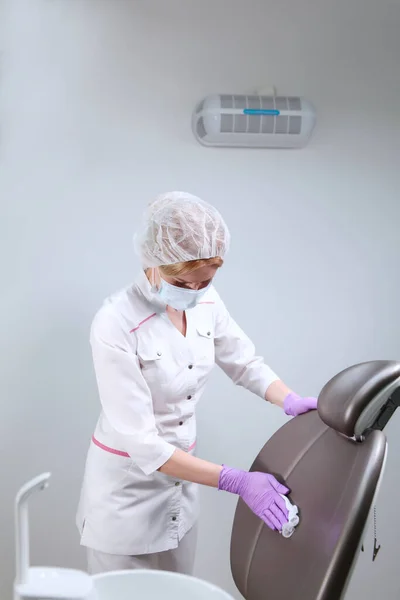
[77,192,317,575]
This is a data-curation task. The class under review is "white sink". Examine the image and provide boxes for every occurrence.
[92,570,235,600]
[13,474,234,600]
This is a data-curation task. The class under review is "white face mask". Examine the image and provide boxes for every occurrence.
[158,278,211,311]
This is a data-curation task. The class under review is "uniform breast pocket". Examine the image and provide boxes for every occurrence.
[195,325,215,366]
[137,343,169,386]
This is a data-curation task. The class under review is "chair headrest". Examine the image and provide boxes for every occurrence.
[318,360,400,437]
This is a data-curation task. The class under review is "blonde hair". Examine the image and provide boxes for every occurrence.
[159,256,223,278]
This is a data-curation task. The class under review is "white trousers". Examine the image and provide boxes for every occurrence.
[86,525,198,576]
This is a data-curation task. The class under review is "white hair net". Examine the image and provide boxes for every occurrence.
[134,191,230,268]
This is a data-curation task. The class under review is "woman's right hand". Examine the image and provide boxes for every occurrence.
[218,466,289,531]
[158,449,289,530]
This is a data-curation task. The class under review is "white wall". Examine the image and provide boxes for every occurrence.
[1,0,399,598]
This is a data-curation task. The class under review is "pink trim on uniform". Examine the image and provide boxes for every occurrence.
[92,435,130,457]
[198,301,215,305]
[92,435,197,457]
[130,313,157,333]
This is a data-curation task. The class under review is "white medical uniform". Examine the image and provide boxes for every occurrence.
[76,270,278,571]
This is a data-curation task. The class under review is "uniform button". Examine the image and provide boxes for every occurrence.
[188,364,193,370]
[179,421,183,426]
[157,351,162,357]
[172,516,177,521]
[175,481,180,487]
[187,395,192,400]
[207,331,211,336]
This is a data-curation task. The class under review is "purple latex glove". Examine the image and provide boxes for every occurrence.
[218,466,289,531]
[284,392,318,417]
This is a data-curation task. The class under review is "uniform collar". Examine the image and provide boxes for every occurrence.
[135,269,167,312]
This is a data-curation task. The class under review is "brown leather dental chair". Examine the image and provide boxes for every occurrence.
[231,361,400,600]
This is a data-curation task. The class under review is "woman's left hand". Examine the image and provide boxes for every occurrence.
[283,392,318,417]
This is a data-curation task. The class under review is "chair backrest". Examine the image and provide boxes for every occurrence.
[230,361,400,600]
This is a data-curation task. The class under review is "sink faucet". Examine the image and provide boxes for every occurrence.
[14,473,96,600]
